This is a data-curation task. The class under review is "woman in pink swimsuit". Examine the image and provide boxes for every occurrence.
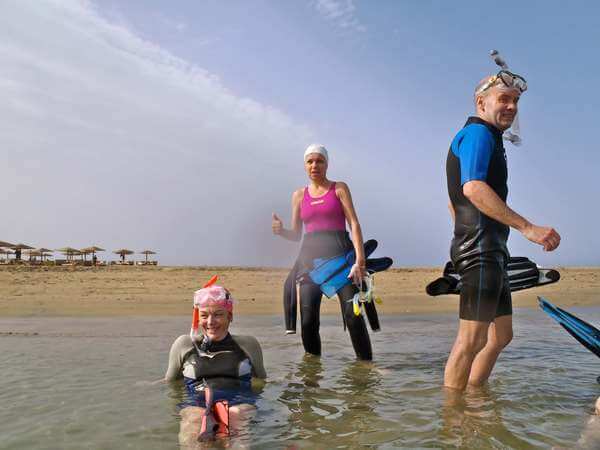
[272,144,372,360]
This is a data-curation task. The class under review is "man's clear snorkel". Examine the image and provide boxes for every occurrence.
[477,50,527,146]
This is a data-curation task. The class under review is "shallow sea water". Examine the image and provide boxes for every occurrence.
[1,307,600,449]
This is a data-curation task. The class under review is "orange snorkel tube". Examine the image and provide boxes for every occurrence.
[190,275,219,339]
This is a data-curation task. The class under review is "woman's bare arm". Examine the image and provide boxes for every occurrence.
[272,189,303,242]
[336,182,366,282]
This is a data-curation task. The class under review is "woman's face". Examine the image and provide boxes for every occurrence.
[198,305,232,341]
[304,153,328,181]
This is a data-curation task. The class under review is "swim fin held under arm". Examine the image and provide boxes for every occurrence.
[426,256,560,296]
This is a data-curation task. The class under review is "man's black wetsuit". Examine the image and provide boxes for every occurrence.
[446,116,512,322]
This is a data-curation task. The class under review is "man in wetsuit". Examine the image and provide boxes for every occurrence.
[444,71,561,390]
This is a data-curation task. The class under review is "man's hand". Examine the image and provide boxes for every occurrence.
[522,224,561,251]
[463,181,562,252]
[271,213,283,235]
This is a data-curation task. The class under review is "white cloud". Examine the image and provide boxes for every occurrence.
[0,0,312,265]
[314,0,366,32]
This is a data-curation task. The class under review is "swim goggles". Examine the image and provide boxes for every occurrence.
[476,70,527,95]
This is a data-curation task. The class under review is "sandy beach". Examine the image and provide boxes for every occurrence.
[0,265,598,317]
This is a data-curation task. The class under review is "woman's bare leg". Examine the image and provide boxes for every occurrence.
[178,406,206,448]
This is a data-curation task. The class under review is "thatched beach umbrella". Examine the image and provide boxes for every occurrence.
[25,249,44,261]
[0,240,15,248]
[114,248,134,262]
[56,247,81,261]
[33,248,54,261]
[81,246,105,261]
[139,249,156,263]
[11,243,34,250]
[1,248,14,260]
[10,243,34,261]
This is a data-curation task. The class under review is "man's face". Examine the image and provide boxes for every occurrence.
[477,86,520,131]
[198,305,232,342]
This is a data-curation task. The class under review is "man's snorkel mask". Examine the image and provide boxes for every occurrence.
[478,50,527,146]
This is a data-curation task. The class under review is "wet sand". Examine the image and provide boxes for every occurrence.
[0,265,598,317]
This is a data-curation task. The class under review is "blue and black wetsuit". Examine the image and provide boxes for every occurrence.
[446,116,512,322]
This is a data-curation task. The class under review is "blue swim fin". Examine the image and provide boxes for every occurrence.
[320,256,393,298]
[308,239,378,287]
[320,266,352,298]
[538,297,600,359]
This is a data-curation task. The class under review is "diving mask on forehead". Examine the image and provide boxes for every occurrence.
[476,70,528,96]
[485,49,525,146]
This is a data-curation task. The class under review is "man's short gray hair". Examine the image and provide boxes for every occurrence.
[474,75,496,106]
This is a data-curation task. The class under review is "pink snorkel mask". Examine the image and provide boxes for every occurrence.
[190,276,234,339]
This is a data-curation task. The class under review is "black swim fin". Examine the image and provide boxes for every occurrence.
[426,256,560,296]
[363,300,380,332]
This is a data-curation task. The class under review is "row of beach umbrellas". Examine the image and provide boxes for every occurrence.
[0,240,156,262]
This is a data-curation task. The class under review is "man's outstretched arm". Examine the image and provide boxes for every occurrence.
[463,180,561,251]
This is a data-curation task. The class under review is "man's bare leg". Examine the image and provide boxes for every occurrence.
[444,319,490,390]
[468,315,513,386]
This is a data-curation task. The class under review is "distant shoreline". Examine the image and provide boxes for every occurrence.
[1,266,598,318]
[2,264,599,271]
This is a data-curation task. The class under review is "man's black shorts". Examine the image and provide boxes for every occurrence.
[456,252,512,322]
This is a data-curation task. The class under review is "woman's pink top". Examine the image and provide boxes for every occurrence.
[300,182,346,233]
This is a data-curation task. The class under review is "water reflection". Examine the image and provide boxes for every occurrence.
[278,355,383,447]
[440,385,533,448]
[2,312,599,449]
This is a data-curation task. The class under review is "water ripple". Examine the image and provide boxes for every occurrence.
[2,309,600,448]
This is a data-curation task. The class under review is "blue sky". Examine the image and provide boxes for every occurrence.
[1,0,599,266]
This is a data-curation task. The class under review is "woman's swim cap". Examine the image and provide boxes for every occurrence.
[193,285,234,312]
[304,144,328,162]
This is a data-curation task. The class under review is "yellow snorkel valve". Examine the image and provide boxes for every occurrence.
[347,273,382,316]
